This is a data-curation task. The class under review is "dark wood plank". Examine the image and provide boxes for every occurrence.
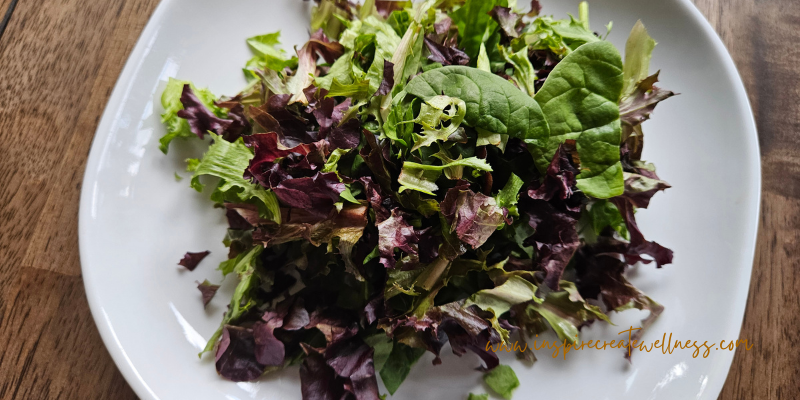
[0,268,137,399]
[0,0,159,398]
[0,0,19,40]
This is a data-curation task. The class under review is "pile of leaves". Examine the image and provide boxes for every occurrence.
[161,0,675,398]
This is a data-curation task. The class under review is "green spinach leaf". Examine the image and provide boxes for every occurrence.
[533,40,624,198]
[380,342,426,395]
[405,66,550,152]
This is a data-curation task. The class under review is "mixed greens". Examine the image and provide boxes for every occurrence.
[162,0,675,398]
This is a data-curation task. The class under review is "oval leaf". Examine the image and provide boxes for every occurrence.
[405,66,550,151]
[534,40,625,199]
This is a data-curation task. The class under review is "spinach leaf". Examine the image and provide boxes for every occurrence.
[405,66,549,152]
[586,199,628,239]
[379,341,426,395]
[533,40,625,199]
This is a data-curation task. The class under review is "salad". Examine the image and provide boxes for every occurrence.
[161,0,675,398]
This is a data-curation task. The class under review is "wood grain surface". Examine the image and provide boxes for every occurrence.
[0,0,796,399]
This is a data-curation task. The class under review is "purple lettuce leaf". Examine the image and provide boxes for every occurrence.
[519,198,579,291]
[424,36,470,66]
[308,28,346,64]
[253,204,368,248]
[255,95,318,147]
[215,326,266,382]
[300,346,346,400]
[283,298,311,331]
[197,280,220,307]
[177,85,231,139]
[272,172,345,216]
[325,339,380,400]
[305,85,352,138]
[488,6,521,39]
[375,60,395,96]
[377,209,420,269]
[527,141,579,202]
[528,0,542,16]
[305,308,360,345]
[178,250,210,271]
[439,303,501,371]
[328,118,362,150]
[253,310,286,367]
[619,72,676,128]
[225,203,259,230]
[440,183,507,249]
[359,131,395,194]
[573,246,665,359]
[359,176,393,223]
[416,226,441,264]
[610,198,673,267]
[243,133,315,180]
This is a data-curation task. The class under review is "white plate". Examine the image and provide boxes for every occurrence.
[79,0,760,399]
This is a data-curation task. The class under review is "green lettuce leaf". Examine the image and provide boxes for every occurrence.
[483,365,519,400]
[365,334,394,373]
[495,173,524,215]
[585,199,628,239]
[159,78,219,154]
[501,45,537,97]
[243,32,297,81]
[412,95,467,151]
[202,245,263,355]
[621,20,656,98]
[450,0,507,60]
[398,157,492,195]
[465,275,537,341]
[188,133,280,223]
[526,281,611,343]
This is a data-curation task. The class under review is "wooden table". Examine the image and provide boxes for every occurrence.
[0,1,796,398]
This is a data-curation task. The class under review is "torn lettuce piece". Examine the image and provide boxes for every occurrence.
[159,78,220,154]
[187,133,280,223]
[202,245,263,355]
[411,95,467,151]
[483,365,519,400]
[243,31,298,81]
[398,157,492,195]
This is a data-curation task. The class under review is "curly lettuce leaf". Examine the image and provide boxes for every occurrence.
[398,157,492,195]
[159,78,219,154]
[188,133,280,223]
